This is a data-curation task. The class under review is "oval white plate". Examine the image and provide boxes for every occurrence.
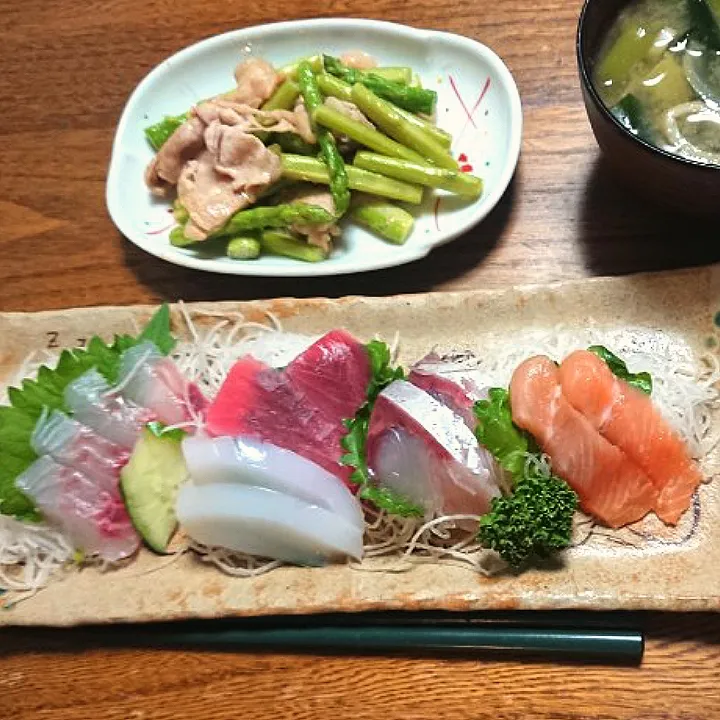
[106,18,522,277]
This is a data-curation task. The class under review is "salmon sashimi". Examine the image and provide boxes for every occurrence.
[510,356,657,528]
[559,350,702,524]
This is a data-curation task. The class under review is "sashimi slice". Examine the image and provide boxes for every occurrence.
[284,329,371,420]
[182,435,364,528]
[367,380,502,516]
[16,456,140,561]
[510,355,657,528]
[176,483,364,565]
[205,331,371,484]
[31,409,129,492]
[408,369,477,430]
[559,350,702,524]
[64,370,154,449]
[117,341,207,427]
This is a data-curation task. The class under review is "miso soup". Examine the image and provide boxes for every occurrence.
[594,0,720,166]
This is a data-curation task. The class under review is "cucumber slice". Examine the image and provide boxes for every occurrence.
[120,428,189,553]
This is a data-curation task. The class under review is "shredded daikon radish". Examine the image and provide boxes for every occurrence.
[0,514,74,595]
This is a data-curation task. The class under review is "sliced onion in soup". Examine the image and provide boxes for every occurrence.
[663,100,720,164]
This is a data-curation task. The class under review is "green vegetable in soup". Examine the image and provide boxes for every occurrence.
[633,54,695,114]
[687,0,720,50]
[610,94,658,143]
[595,16,667,107]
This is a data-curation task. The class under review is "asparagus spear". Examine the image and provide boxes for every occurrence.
[354,152,483,198]
[170,203,335,245]
[279,55,324,79]
[370,67,413,83]
[169,225,194,247]
[262,79,301,112]
[323,55,437,114]
[281,154,424,204]
[219,203,334,238]
[317,73,452,149]
[297,61,350,217]
[350,198,414,245]
[172,199,189,224]
[351,84,457,169]
[272,132,317,155]
[316,73,354,102]
[260,229,327,262]
[227,235,262,259]
[145,114,188,150]
[313,104,428,165]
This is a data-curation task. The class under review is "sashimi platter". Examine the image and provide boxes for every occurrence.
[0,266,718,626]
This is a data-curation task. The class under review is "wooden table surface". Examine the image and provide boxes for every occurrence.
[2,0,720,717]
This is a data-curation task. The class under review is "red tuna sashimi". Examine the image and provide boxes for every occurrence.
[559,350,702,525]
[510,355,657,528]
[408,369,477,430]
[367,380,501,516]
[284,330,371,420]
[205,331,371,483]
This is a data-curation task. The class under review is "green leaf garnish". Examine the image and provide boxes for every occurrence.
[0,304,176,521]
[588,345,652,395]
[473,388,578,567]
[339,341,423,518]
[146,420,186,443]
[473,388,529,478]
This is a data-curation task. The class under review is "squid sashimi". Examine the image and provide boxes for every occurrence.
[408,368,478,430]
[559,350,702,524]
[182,435,363,528]
[16,456,140,561]
[509,355,657,528]
[205,330,370,484]
[31,409,129,492]
[117,341,207,427]
[176,483,364,565]
[367,380,502,516]
[64,370,154,449]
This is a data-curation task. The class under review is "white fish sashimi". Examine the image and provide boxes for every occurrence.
[64,369,153,449]
[31,409,129,492]
[367,380,502,516]
[370,427,439,512]
[118,341,207,427]
[16,456,140,561]
[176,483,364,566]
[182,435,364,528]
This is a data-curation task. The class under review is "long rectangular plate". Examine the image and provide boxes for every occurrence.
[1,266,718,626]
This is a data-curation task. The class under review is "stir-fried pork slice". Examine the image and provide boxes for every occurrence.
[144,115,206,196]
[196,99,316,144]
[224,58,281,108]
[179,126,281,241]
[324,97,374,128]
[340,50,378,70]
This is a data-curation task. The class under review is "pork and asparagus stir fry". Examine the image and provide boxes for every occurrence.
[143,52,483,262]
